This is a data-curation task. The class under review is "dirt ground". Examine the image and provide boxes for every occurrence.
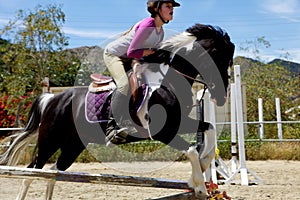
[0,160,299,200]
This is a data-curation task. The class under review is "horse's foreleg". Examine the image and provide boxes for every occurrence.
[185,146,208,197]
[199,145,215,172]
[199,125,216,172]
[16,179,33,200]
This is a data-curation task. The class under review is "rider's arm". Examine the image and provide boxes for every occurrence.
[127,18,156,60]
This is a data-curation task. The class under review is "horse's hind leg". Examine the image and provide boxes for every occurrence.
[43,163,60,200]
[43,139,85,200]
[45,179,56,200]
[16,179,33,200]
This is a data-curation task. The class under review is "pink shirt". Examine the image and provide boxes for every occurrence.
[105,17,164,60]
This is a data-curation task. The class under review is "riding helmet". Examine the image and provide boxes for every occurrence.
[147,0,180,7]
[147,0,180,17]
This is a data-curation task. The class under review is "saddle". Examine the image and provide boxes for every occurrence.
[87,66,150,132]
[89,64,142,101]
[89,73,116,93]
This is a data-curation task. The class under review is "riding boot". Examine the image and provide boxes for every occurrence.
[105,91,129,146]
[105,117,128,146]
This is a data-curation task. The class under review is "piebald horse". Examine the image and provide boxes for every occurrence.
[0,24,234,199]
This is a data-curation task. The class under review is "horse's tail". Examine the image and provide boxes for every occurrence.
[0,93,54,166]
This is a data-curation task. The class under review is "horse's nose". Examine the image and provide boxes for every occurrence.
[211,96,227,107]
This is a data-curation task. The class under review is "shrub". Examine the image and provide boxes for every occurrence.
[0,95,32,128]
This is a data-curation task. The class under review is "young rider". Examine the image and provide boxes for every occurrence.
[103,0,180,145]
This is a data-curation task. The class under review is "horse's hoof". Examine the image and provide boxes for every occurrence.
[195,191,208,200]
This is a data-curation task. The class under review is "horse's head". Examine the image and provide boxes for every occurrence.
[190,24,235,106]
[159,24,235,106]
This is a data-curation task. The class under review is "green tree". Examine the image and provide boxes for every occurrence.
[1,4,80,96]
[236,37,299,139]
[0,4,80,127]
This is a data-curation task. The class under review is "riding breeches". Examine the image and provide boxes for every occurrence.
[103,51,129,95]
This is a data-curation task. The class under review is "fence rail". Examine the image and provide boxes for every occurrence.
[0,128,24,131]
[216,121,300,125]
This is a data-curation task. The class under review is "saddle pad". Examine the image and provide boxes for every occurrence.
[85,91,112,123]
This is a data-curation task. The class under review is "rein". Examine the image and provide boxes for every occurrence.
[155,66,208,110]
[173,69,208,86]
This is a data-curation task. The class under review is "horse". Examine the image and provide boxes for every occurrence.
[0,23,235,199]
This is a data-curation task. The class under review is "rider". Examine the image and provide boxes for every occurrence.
[103,0,180,145]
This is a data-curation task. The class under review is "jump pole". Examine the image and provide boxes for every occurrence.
[224,65,263,185]
[0,166,190,190]
[275,98,283,140]
[228,83,238,173]
[258,98,264,139]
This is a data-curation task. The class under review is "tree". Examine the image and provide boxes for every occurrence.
[0,4,80,127]
[236,37,299,139]
[1,4,80,95]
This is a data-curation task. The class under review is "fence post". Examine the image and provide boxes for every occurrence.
[275,98,283,140]
[258,98,264,139]
[41,77,50,93]
[234,65,248,186]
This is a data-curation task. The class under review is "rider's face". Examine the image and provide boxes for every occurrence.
[159,3,174,21]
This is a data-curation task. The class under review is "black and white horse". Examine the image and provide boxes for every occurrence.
[0,24,234,199]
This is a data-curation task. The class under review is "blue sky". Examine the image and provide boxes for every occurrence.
[0,0,300,63]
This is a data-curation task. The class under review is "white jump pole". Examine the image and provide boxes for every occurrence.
[275,98,283,140]
[229,83,238,174]
[224,65,263,186]
[258,98,264,139]
[208,95,218,184]
[234,65,248,186]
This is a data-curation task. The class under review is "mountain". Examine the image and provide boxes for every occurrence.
[66,46,106,72]
[233,56,300,75]
[1,38,298,76]
[68,47,299,76]
[268,59,300,75]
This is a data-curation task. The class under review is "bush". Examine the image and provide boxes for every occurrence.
[0,95,32,128]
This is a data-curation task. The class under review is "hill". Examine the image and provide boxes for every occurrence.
[66,45,106,73]
[67,47,299,76]
[67,46,299,76]
[1,38,298,76]
[233,56,300,75]
[268,59,300,75]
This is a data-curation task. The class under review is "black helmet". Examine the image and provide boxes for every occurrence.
[147,0,180,19]
[147,0,180,7]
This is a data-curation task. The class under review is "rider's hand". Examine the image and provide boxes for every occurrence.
[142,48,155,57]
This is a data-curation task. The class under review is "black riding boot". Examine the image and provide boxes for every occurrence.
[105,91,129,146]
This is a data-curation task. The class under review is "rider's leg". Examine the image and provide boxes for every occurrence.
[105,90,129,145]
[103,52,130,145]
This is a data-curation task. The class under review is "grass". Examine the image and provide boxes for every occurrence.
[1,132,299,165]
[245,142,300,160]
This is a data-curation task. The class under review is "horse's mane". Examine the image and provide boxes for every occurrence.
[159,31,196,53]
[160,23,230,51]
[142,23,234,65]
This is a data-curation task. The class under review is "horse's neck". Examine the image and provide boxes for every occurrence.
[142,63,169,94]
